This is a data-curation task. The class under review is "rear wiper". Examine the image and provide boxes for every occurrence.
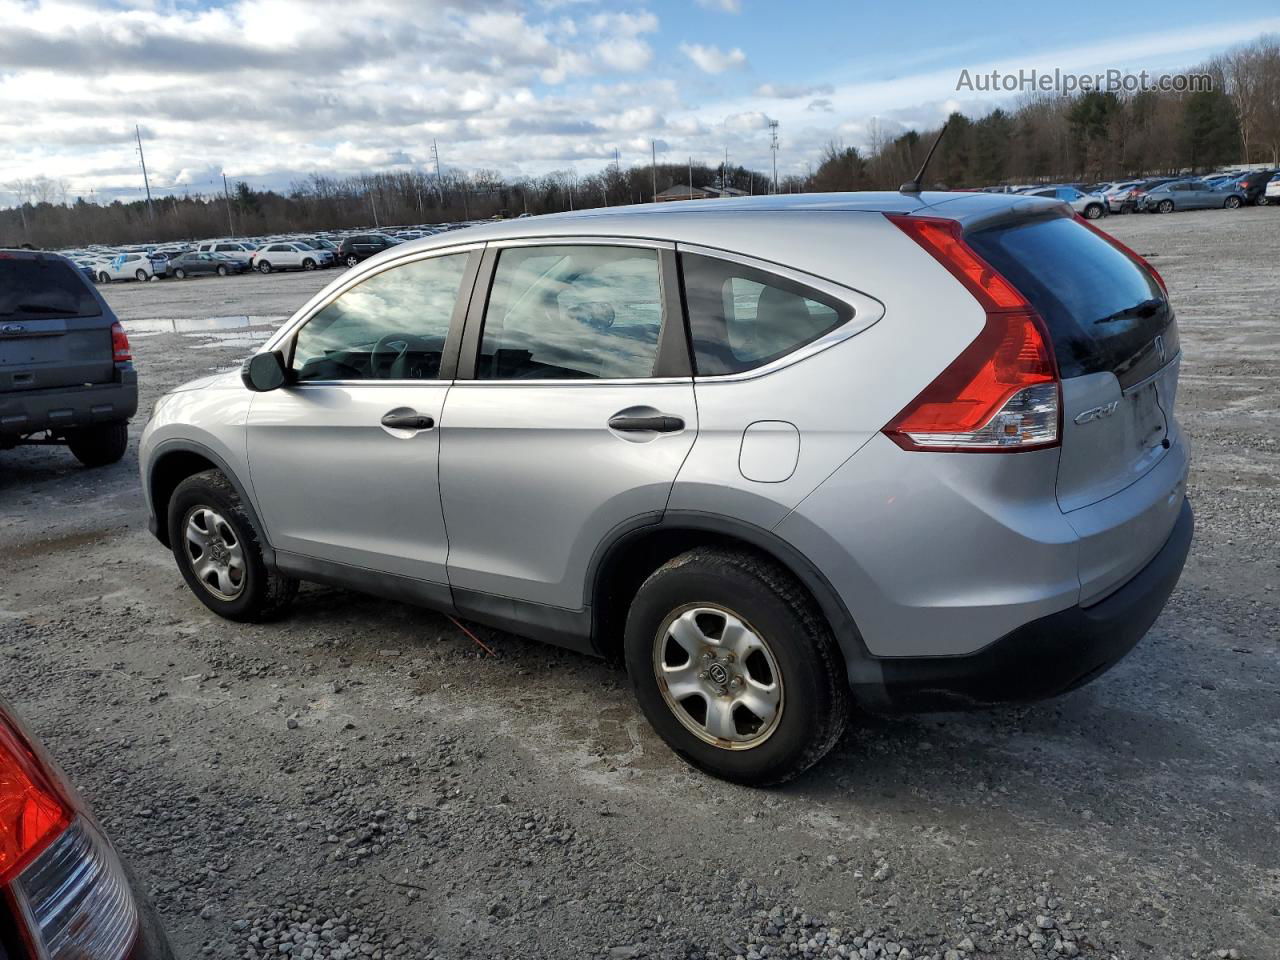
[0,304,73,316]
[1093,298,1162,325]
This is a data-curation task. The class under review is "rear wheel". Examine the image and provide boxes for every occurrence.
[66,421,128,467]
[1225,195,1242,209]
[257,261,272,274]
[1257,195,1269,206]
[216,264,228,276]
[1157,199,1174,214]
[134,268,149,281]
[97,272,110,283]
[1084,202,1103,219]
[167,470,298,622]
[624,548,850,786]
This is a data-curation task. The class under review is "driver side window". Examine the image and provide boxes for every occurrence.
[292,253,469,382]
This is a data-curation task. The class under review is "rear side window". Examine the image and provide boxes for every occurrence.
[478,245,663,380]
[681,254,851,376]
[967,216,1176,386]
[0,258,101,320]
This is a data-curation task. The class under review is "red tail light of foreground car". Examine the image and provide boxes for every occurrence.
[0,703,143,960]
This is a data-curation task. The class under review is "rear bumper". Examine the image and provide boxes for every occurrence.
[856,498,1193,711]
[0,370,138,439]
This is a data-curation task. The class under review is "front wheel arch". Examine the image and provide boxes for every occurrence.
[147,443,272,560]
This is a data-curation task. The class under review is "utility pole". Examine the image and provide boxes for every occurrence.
[135,125,154,220]
[769,119,780,194]
[651,140,657,202]
[221,173,235,235]
[431,139,444,203]
[688,156,693,197]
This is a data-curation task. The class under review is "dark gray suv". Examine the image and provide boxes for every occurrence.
[1,250,137,466]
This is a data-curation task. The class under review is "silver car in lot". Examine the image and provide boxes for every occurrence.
[139,193,1193,785]
[1138,178,1245,212]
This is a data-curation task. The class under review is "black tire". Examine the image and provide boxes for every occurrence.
[135,268,149,281]
[624,547,850,786]
[97,272,110,283]
[344,254,359,267]
[66,421,128,467]
[167,469,298,622]
[1225,195,1242,209]
[1158,199,1174,214]
[174,268,186,279]
[1256,195,1269,206]
[257,261,272,274]
[302,258,316,271]
[217,264,228,276]
[1084,202,1103,220]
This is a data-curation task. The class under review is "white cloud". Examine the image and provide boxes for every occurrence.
[696,0,741,12]
[680,42,747,74]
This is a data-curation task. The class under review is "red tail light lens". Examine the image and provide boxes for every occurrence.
[883,214,1060,452]
[0,717,70,885]
[110,321,132,363]
[1072,214,1167,294]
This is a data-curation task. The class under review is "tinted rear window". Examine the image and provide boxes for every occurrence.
[967,216,1175,386]
[0,258,101,320]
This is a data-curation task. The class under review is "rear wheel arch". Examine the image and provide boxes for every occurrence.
[588,512,868,670]
[148,443,270,558]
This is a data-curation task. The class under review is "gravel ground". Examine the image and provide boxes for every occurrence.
[2,207,1277,960]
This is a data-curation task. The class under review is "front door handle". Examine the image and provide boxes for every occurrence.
[608,413,685,433]
[380,411,435,430]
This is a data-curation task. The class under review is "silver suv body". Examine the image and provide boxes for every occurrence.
[140,192,1193,784]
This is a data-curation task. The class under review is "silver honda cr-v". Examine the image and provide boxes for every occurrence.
[140,192,1193,785]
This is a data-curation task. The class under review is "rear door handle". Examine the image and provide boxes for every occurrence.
[607,414,685,433]
[380,411,435,430]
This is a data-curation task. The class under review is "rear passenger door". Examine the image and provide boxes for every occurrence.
[439,240,695,619]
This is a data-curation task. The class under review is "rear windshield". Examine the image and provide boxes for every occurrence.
[0,258,102,320]
[967,216,1176,387]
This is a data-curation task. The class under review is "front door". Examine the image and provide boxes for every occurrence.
[440,241,695,611]
[246,248,477,585]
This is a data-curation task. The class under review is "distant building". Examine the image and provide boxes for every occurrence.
[654,185,750,202]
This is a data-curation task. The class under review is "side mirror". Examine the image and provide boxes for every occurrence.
[242,349,289,392]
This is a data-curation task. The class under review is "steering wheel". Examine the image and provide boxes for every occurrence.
[369,333,437,379]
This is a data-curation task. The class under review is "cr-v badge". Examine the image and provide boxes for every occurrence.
[1074,401,1120,425]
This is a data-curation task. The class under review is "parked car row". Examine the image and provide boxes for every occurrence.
[979,169,1279,217]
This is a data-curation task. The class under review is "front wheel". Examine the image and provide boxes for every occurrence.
[174,268,187,279]
[216,264,229,276]
[257,261,272,274]
[97,272,110,283]
[168,470,298,622]
[135,269,149,281]
[1257,195,1269,206]
[1158,199,1174,214]
[624,548,850,786]
[344,254,359,267]
[302,258,316,271]
[66,421,128,467]
[1084,203,1103,220]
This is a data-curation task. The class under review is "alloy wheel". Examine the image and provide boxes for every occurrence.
[652,604,784,750]
[183,506,246,601]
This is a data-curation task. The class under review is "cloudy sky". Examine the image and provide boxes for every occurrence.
[3,0,1279,204]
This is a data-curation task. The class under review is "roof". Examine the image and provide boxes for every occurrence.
[381,191,1052,254]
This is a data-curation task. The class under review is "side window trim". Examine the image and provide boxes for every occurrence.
[675,242,885,381]
[270,244,484,385]
[455,238,691,383]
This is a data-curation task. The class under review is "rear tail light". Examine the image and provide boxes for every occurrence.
[110,322,132,363]
[1073,214,1167,294]
[883,214,1060,452]
[1,715,138,960]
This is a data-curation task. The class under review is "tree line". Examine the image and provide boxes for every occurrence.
[4,35,1277,250]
